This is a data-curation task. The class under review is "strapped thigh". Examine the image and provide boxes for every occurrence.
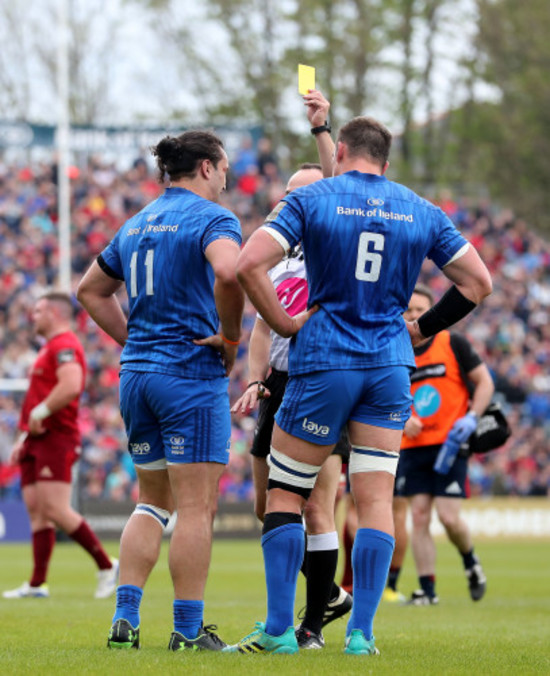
[134,503,172,529]
[349,446,399,476]
[267,446,322,499]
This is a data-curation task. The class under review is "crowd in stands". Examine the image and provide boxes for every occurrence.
[0,136,549,505]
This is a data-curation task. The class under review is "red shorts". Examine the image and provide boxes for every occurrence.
[19,430,81,487]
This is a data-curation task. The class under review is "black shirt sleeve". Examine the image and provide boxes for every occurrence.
[449,332,482,375]
[97,253,125,281]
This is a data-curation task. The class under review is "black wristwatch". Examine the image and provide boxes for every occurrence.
[311,122,331,136]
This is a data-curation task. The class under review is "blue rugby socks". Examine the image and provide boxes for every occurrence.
[262,512,304,636]
[347,528,395,639]
[112,584,143,629]
[173,599,204,639]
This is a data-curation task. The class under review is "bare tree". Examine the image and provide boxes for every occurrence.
[0,2,42,118]
[0,0,128,124]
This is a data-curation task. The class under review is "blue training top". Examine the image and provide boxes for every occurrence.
[99,186,242,379]
[263,171,468,375]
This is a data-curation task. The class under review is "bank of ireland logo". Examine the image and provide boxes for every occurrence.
[413,385,441,417]
[367,197,384,206]
[170,436,185,455]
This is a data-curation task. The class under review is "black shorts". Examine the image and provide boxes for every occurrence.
[395,445,468,498]
[250,368,288,459]
[250,368,350,463]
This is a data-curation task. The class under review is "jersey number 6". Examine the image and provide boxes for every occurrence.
[355,232,384,282]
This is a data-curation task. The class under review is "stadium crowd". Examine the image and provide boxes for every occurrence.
[0,141,549,503]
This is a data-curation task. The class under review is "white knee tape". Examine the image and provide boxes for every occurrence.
[268,447,322,490]
[349,447,399,476]
[134,503,172,529]
[307,531,339,552]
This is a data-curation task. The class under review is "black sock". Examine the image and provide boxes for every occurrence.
[301,546,338,635]
[329,580,341,602]
[300,546,341,595]
[262,511,302,535]
[387,567,401,591]
[461,548,477,570]
[300,544,308,577]
[419,574,436,598]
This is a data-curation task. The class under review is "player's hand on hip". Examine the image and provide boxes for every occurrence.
[193,333,239,376]
[194,334,224,350]
[290,304,319,335]
[406,319,429,347]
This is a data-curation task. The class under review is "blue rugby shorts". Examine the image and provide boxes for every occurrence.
[275,366,412,445]
[119,370,231,465]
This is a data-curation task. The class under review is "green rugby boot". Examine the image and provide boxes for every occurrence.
[107,618,140,649]
[344,629,380,656]
[223,622,298,654]
[169,624,226,651]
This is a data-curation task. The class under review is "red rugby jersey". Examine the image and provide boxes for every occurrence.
[19,331,86,439]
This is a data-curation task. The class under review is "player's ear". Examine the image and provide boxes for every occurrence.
[381,161,389,175]
[200,159,211,179]
[336,141,346,164]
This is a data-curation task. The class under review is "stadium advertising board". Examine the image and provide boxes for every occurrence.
[0,501,31,542]
[77,500,264,540]
[2,498,550,542]
[0,121,262,157]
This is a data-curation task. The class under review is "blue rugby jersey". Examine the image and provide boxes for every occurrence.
[99,187,242,378]
[263,171,468,375]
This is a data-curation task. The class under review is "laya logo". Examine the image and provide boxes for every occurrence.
[130,442,151,455]
[367,197,384,206]
[413,385,441,417]
[302,417,330,437]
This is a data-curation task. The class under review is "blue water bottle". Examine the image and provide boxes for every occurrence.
[434,431,462,475]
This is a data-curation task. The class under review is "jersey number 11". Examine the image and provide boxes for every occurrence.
[130,249,155,297]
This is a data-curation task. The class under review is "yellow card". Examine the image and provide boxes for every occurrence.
[298,64,315,95]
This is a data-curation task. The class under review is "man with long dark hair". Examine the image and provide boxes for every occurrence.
[78,130,244,652]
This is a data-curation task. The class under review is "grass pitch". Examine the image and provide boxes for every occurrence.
[1,537,548,675]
